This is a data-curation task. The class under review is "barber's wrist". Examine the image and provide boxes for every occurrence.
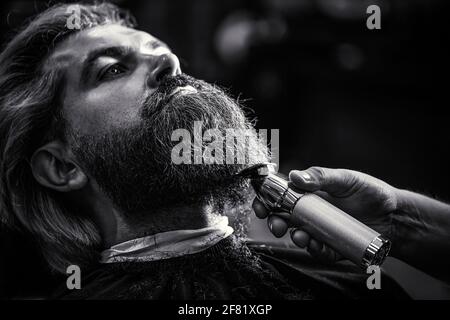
[389,188,423,259]
[394,188,413,212]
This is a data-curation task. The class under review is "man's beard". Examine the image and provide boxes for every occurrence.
[67,74,268,223]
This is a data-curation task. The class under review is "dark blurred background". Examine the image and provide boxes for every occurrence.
[0,0,449,299]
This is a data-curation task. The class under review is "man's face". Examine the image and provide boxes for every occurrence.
[51,24,180,134]
[48,24,267,215]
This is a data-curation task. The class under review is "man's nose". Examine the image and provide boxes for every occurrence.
[146,53,181,88]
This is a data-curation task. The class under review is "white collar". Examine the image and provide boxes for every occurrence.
[100,216,234,263]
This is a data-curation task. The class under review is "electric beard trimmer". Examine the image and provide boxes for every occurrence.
[238,163,391,269]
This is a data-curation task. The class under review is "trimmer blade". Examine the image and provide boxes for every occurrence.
[235,162,277,178]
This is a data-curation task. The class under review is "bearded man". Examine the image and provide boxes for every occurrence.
[1,3,449,300]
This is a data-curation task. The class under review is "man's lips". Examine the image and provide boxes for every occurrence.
[142,84,199,119]
[166,85,198,101]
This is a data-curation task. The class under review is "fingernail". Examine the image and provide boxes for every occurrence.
[300,172,312,182]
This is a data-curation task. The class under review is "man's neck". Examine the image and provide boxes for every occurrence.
[77,181,219,249]
[106,204,216,248]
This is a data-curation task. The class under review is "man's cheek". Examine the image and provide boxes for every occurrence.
[102,82,146,123]
[65,101,140,135]
[84,95,142,129]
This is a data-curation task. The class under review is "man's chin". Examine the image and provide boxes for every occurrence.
[117,167,254,236]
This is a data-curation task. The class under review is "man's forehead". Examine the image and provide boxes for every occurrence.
[47,24,159,68]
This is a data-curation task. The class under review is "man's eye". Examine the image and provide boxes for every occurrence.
[99,64,126,80]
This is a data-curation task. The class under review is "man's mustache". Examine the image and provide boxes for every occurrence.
[140,73,203,119]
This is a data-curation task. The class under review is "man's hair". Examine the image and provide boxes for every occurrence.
[0,2,136,273]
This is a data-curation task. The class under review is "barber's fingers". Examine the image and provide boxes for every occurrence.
[256,192,345,263]
[289,167,357,197]
[253,198,289,237]
[290,229,310,248]
[291,228,344,263]
[267,215,289,238]
[307,239,343,263]
[252,197,270,219]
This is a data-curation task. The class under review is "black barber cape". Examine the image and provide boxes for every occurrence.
[53,236,410,299]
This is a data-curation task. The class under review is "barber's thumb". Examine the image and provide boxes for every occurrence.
[289,169,320,192]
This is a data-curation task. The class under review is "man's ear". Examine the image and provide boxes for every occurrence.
[30,141,88,192]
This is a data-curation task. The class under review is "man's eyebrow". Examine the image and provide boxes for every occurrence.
[144,39,170,50]
[80,45,134,84]
[79,41,170,85]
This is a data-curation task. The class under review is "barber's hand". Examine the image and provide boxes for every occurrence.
[252,166,399,264]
